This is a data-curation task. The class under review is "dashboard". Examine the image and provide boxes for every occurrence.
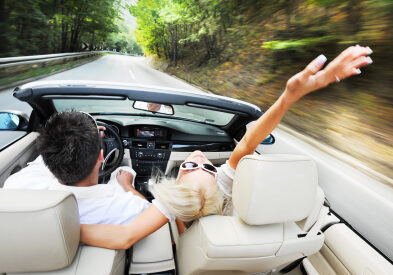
[100,119,235,177]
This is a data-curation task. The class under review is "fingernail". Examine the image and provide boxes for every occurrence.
[366,56,373,64]
[354,68,361,74]
[365,46,373,54]
[316,54,327,66]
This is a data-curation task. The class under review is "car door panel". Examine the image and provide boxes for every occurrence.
[306,224,393,275]
[0,132,38,187]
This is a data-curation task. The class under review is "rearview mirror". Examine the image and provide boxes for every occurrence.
[0,111,29,131]
[133,101,174,115]
[260,134,275,145]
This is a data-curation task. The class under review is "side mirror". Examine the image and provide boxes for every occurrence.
[0,111,29,131]
[260,134,275,145]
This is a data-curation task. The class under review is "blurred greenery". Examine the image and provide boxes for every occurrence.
[131,0,393,179]
[0,0,142,57]
[262,36,338,51]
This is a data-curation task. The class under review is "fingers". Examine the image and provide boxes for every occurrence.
[117,169,131,176]
[303,54,327,77]
[98,126,106,131]
[340,55,371,78]
[349,55,373,69]
[340,45,373,64]
[325,45,373,83]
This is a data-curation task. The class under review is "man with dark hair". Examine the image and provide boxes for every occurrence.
[4,111,174,225]
[36,111,102,186]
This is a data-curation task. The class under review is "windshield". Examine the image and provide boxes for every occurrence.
[52,99,235,126]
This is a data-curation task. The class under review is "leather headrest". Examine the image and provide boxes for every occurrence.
[232,154,317,225]
[0,189,80,273]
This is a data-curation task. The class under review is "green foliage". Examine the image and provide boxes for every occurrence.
[129,0,236,64]
[262,36,338,51]
[105,21,143,54]
[0,0,140,57]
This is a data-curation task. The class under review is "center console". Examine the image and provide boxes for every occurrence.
[129,223,176,275]
[123,139,171,176]
[122,126,172,176]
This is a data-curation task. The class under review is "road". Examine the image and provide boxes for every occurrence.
[0,55,202,114]
[1,54,392,260]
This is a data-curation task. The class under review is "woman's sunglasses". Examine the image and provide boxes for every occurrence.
[180,161,218,176]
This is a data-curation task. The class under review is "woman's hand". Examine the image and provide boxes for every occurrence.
[284,45,373,104]
[228,45,373,169]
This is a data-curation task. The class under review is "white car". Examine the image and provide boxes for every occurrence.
[0,80,392,275]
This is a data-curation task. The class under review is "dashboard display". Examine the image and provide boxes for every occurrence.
[137,129,154,137]
[135,127,166,138]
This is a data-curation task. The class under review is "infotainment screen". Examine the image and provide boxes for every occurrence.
[135,127,166,138]
[136,129,154,137]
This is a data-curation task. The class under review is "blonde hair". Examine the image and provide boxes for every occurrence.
[150,176,224,222]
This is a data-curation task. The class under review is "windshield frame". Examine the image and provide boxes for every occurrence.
[51,98,238,127]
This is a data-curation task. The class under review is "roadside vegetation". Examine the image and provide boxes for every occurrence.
[0,0,142,57]
[131,0,393,179]
[0,55,102,88]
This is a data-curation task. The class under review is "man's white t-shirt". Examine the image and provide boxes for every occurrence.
[3,156,236,222]
[49,181,150,225]
[3,156,173,224]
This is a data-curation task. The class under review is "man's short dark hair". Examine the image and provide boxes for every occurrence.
[36,111,101,185]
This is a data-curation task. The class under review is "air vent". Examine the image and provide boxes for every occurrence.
[155,142,170,149]
[132,141,147,148]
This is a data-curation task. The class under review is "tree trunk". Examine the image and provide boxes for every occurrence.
[174,24,178,66]
[0,0,8,55]
[89,32,95,51]
[155,43,161,58]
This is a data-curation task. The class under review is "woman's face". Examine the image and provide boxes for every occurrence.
[177,150,216,190]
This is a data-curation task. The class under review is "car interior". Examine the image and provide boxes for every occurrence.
[0,81,392,275]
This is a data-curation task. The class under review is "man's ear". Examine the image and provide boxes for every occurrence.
[98,149,104,162]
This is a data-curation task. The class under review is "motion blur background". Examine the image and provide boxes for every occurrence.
[0,0,392,180]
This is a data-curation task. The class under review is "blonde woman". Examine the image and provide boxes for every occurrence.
[81,45,373,249]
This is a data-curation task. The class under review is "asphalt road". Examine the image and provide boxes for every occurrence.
[0,55,202,114]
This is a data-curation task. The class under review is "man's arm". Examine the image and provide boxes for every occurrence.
[116,169,146,200]
[80,204,168,250]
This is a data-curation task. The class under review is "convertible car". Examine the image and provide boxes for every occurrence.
[0,81,392,275]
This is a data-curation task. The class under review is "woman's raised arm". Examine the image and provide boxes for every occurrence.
[228,45,373,169]
[80,204,168,250]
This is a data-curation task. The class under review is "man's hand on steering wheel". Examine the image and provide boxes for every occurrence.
[97,121,124,180]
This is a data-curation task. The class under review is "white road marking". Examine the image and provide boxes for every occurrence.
[128,69,136,80]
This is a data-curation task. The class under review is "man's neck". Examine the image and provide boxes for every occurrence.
[72,171,99,187]
[61,160,102,187]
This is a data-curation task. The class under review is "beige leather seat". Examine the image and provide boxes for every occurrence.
[0,189,126,275]
[178,154,325,275]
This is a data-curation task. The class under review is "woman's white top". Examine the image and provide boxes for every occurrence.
[216,161,236,215]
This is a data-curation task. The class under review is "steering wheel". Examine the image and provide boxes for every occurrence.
[97,121,124,180]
